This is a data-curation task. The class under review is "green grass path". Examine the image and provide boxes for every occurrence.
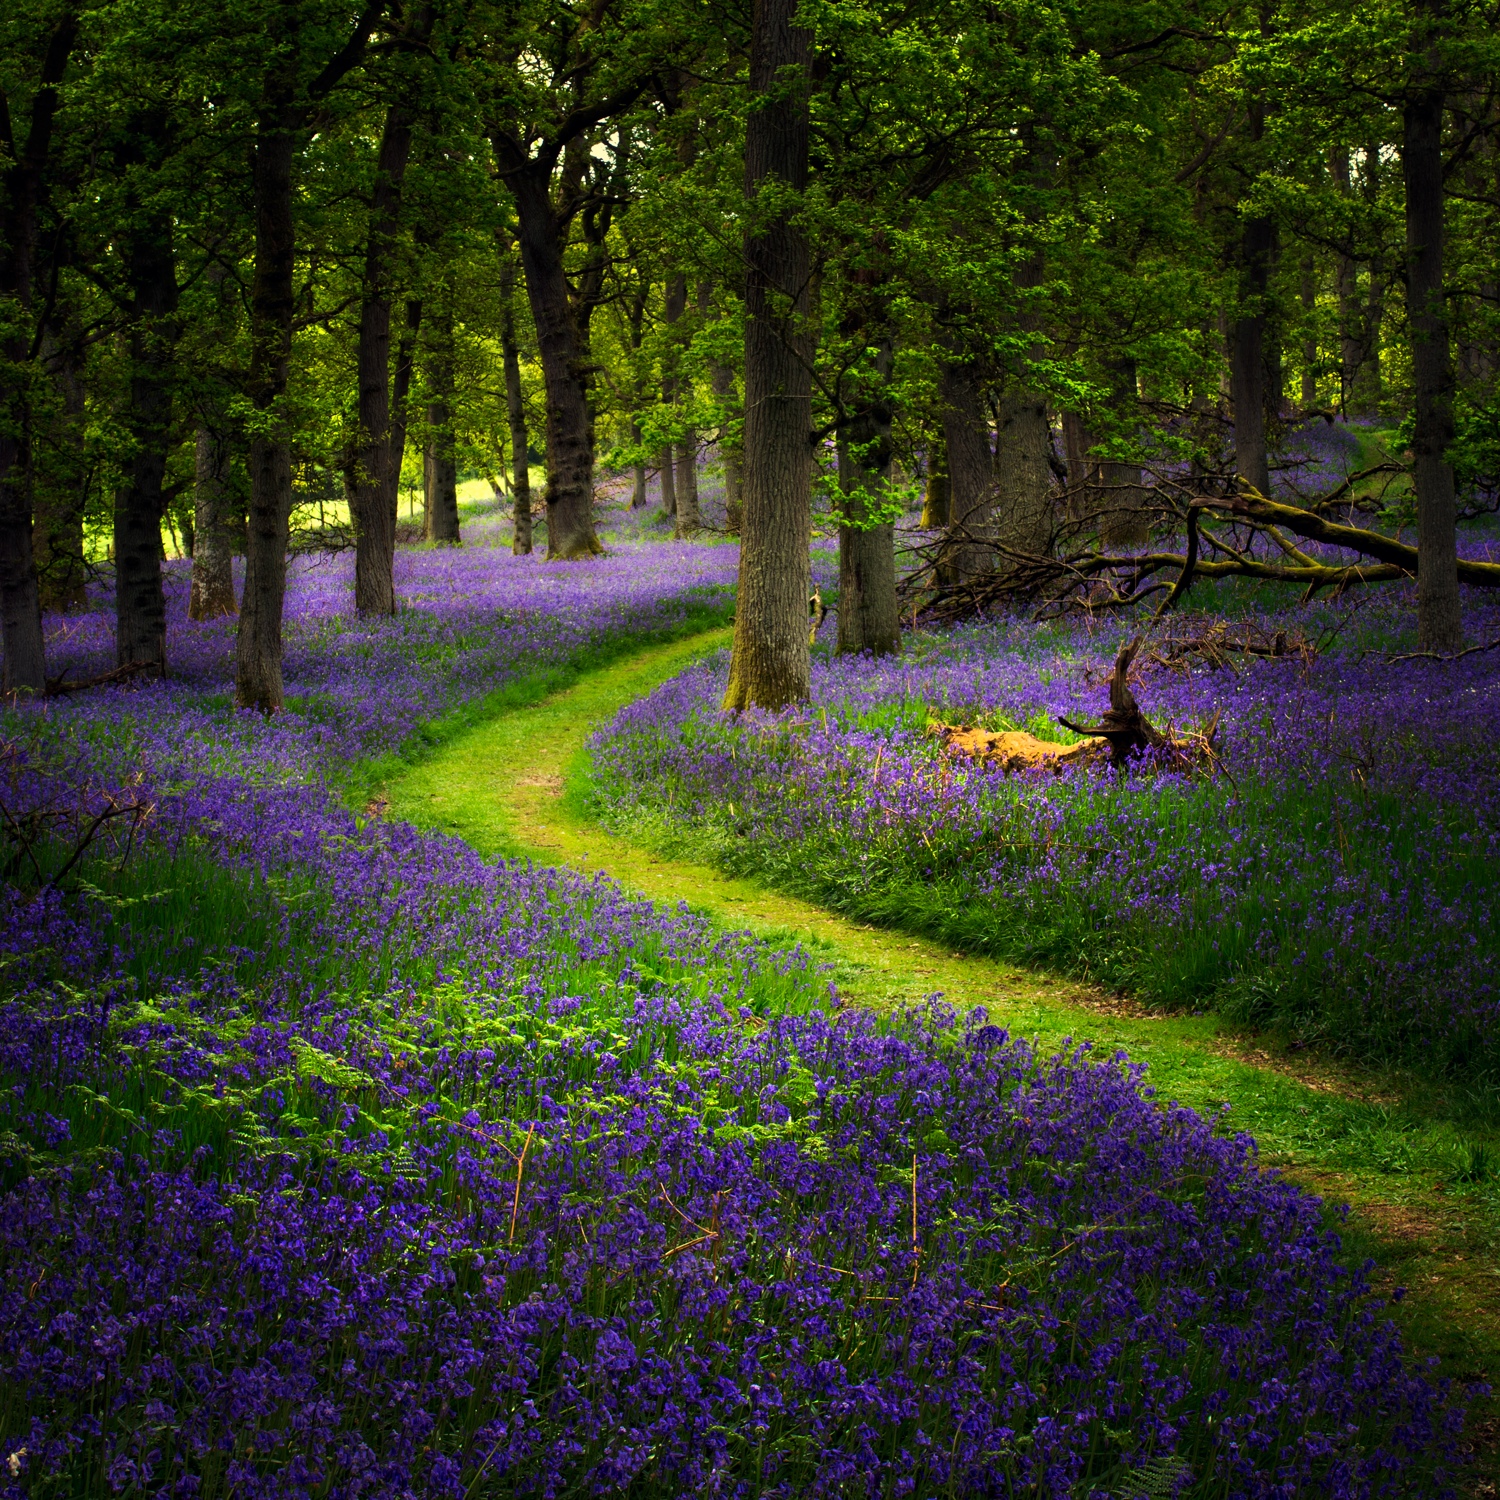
[378,625,1500,1481]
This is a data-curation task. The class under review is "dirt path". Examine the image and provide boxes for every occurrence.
[379,627,1500,1474]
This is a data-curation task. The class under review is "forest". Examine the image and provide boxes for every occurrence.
[3,0,1500,1494]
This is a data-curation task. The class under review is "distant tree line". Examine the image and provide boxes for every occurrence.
[1,0,1497,709]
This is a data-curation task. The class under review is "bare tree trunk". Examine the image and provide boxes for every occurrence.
[423,293,459,544]
[630,430,648,510]
[675,439,699,536]
[35,319,88,611]
[498,248,532,554]
[1060,410,1095,518]
[920,425,949,527]
[1099,357,1146,547]
[189,427,237,618]
[711,358,742,531]
[836,374,899,657]
[1330,149,1363,416]
[508,167,601,559]
[235,117,296,713]
[994,388,1052,558]
[351,104,413,615]
[384,296,420,553]
[0,13,74,695]
[1231,212,1273,496]
[940,361,993,578]
[1299,256,1318,408]
[722,0,812,711]
[113,207,178,675]
[1403,67,1462,651]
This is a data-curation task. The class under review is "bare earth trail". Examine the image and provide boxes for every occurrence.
[379,626,1500,1481]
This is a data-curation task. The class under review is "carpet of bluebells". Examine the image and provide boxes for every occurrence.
[592,577,1500,1080]
[0,517,1474,1495]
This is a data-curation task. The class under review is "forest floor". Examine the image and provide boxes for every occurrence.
[378,625,1500,1492]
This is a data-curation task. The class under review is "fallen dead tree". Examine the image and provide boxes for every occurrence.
[932,639,1220,774]
[898,463,1500,627]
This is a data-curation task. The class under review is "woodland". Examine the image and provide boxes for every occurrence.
[3,0,1500,1495]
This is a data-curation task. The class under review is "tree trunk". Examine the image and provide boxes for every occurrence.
[940,361,992,579]
[1099,357,1146,548]
[351,104,414,615]
[660,446,677,515]
[0,460,44,696]
[1060,410,1095,518]
[675,438,699,535]
[190,426,237,618]
[921,426,949,527]
[499,253,533,554]
[1231,213,1273,496]
[235,117,296,713]
[113,207,178,675]
[711,358,742,531]
[630,431,648,510]
[423,294,459,544]
[994,389,1053,559]
[662,275,699,536]
[35,319,88,611]
[1403,77,1462,651]
[1299,256,1318,408]
[508,167,600,559]
[0,13,74,695]
[836,387,899,657]
[722,0,812,711]
[383,295,420,554]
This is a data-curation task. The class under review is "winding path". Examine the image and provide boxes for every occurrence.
[377,625,1500,1446]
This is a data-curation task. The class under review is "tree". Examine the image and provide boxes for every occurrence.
[236,0,383,714]
[722,0,814,711]
[0,7,77,695]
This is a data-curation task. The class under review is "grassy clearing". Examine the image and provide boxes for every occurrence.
[374,627,1500,1489]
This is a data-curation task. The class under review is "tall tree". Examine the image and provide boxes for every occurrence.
[1403,0,1462,650]
[0,9,77,695]
[235,0,382,713]
[722,0,813,710]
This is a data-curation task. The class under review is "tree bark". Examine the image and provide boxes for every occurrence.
[1403,73,1462,651]
[722,0,812,711]
[711,358,742,531]
[1331,151,1364,415]
[0,12,75,695]
[836,382,899,657]
[630,431,648,510]
[507,166,601,558]
[352,104,414,614]
[499,252,533,554]
[664,276,699,536]
[190,426,237,618]
[1231,213,1273,496]
[939,361,992,579]
[235,115,297,713]
[113,206,179,675]
[994,389,1053,559]
[386,295,420,546]
[35,318,88,612]
[422,293,459,543]
[1099,358,1147,547]
[1061,408,1100,522]
[1299,256,1318,409]
[920,426,949,528]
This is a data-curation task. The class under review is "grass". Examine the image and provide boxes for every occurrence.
[375,626,1500,1492]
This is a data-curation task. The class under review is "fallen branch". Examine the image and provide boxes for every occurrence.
[1388,636,1500,664]
[41,660,160,697]
[1208,487,1500,587]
